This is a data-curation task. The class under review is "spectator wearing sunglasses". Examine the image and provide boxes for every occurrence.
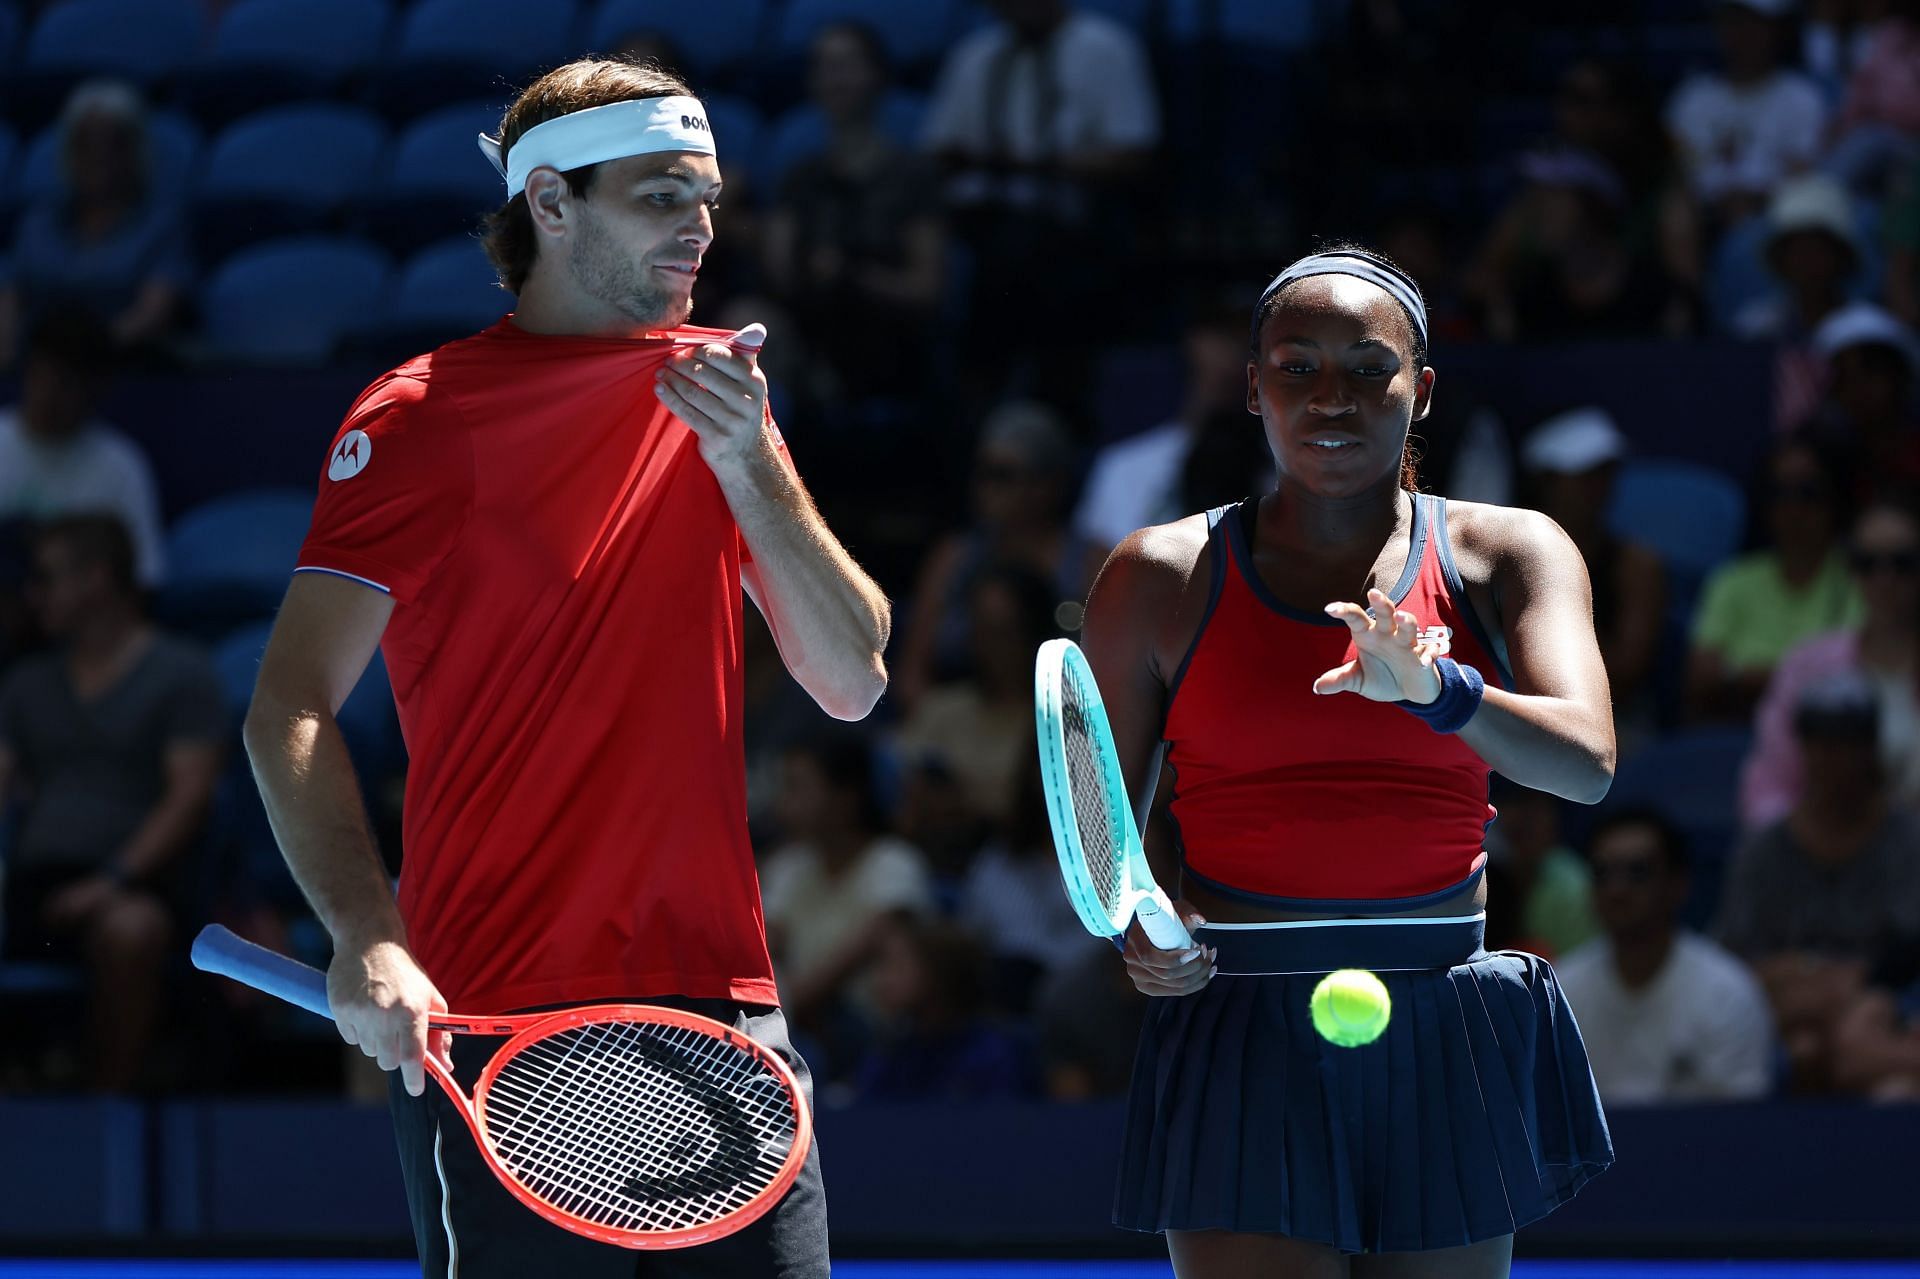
[1557,811,1773,1103]
[1742,501,1920,829]
[1687,433,1863,722]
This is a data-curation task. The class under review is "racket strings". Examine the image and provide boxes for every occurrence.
[1062,673,1125,914]
[486,1024,792,1230]
[479,1019,799,1234]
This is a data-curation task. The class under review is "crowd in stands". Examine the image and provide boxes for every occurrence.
[1,0,1919,1107]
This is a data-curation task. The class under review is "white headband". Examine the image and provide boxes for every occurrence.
[477,95,716,199]
[1257,252,1429,347]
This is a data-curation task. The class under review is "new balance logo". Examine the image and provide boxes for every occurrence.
[1416,624,1453,655]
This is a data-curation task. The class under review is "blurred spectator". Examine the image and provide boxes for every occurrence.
[896,561,1061,835]
[1802,304,1920,497]
[1718,674,1920,1090]
[742,608,832,842]
[0,310,166,588]
[1824,0,1920,195]
[1667,0,1828,226]
[1073,299,1272,553]
[1890,155,1920,323]
[1557,811,1775,1103]
[0,81,190,369]
[1743,501,1920,830]
[759,732,934,1051]
[1737,175,1867,427]
[1483,777,1599,960]
[1688,433,1862,722]
[853,915,1034,1101]
[1519,408,1666,716]
[1472,148,1692,342]
[0,516,224,1090]
[956,734,1091,1015]
[896,402,1097,707]
[762,23,946,413]
[1829,968,1920,1097]
[922,0,1159,423]
[1033,936,1143,1100]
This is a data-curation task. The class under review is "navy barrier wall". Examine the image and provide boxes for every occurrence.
[1,1100,1915,1254]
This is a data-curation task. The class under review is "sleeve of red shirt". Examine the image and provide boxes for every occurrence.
[296,374,475,603]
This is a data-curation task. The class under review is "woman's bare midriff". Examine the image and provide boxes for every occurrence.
[1181,867,1488,925]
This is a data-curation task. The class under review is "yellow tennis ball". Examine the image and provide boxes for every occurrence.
[1310,969,1392,1047]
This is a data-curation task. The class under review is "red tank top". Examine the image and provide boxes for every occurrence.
[1164,493,1507,906]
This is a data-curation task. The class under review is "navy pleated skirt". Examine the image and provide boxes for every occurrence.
[1113,916,1613,1253]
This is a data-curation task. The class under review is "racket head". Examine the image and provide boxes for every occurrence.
[1034,637,1146,937]
[465,1004,812,1251]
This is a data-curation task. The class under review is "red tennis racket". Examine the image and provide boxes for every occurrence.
[191,924,811,1250]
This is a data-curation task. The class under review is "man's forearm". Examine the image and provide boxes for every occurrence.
[719,453,890,719]
[244,699,404,949]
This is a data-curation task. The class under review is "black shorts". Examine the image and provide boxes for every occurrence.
[388,995,829,1278]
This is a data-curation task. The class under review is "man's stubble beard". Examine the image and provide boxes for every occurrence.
[569,204,694,329]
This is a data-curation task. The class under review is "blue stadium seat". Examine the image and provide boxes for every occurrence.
[702,95,766,193]
[19,110,204,207]
[1167,0,1324,49]
[761,92,926,190]
[188,0,392,119]
[588,0,769,76]
[1592,726,1754,929]
[1607,458,1747,586]
[775,0,959,68]
[21,0,203,83]
[374,100,508,253]
[0,123,16,216]
[200,236,392,364]
[161,489,315,635]
[379,0,581,116]
[375,236,511,342]
[197,104,388,253]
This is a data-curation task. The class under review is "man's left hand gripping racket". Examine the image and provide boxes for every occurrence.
[191,925,811,1251]
[1034,637,1193,950]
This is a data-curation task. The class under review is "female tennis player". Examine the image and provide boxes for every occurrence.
[1082,244,1615,1277]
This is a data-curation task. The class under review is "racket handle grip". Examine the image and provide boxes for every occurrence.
[191,924,335,1022]
[1136,893,1193,950]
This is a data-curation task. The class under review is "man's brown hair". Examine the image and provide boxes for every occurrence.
[480,59,694,294]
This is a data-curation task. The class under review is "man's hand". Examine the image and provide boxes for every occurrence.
[656,324,776,475]
[328,937,452,1097]
[42,874,120,928]
[1315,586,1448,703]
[1121,904,1215,997]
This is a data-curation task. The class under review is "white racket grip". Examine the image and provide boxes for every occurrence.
[1136,889,1193,950]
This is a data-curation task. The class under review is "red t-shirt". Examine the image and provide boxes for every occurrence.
[297,319,780,1012]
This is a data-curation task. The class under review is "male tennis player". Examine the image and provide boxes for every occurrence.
[243,59,886,1276]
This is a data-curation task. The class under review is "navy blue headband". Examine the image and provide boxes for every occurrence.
[1254,252,1429,348]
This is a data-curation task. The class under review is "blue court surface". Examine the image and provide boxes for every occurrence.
[3,1264,1920,1278]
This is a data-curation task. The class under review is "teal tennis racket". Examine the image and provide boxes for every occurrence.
[1034,637,1192,949]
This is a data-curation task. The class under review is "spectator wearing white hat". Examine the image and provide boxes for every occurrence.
[1520,408,1668,720]
[1688,433,1863,721]
[1803,303,1920,496]
[1668,0,1829,226]
[1735,175,1870,428]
